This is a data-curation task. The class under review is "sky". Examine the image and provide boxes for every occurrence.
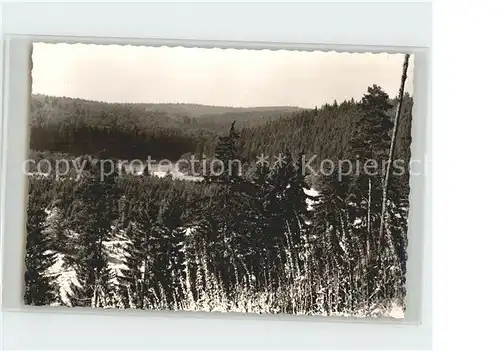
[31,43,414,109]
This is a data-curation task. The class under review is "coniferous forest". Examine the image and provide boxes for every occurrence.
[24,58,413,317]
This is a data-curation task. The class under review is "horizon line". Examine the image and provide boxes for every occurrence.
[30,92,311,110]
[31,89,410,110]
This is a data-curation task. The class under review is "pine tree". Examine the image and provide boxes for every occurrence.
[254,150,312,294]
[117,222,144,309]
[68,159,119,307]
[24,190,59,306]
[248,161,273,290]
[346,84,393,223]
[43,201,69,253]
[310,170,355,312]
[344,85,394,301]
[206,120,242,184]
[119,192,159,309]
[149,198,187,309]
[200,122,252,296]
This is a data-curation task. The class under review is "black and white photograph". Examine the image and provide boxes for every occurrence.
[24,43,414,318]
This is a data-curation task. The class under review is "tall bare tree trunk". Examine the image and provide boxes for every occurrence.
[367,177,372,263]
[378,54,410,256]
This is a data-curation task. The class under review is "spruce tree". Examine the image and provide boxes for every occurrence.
[344,85,394,301]
[68,158,119,307]
[117,222,144,308]
[206,121,242,184]
[200,121,251,296]
[118,192,159,309]
[24,189,59,306]
[149,198,187,309]
[265,151,311,283]
[248,161,273,289]
[310,170,354,312]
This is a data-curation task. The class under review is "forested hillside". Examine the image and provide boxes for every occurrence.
[240,94,413,167]
[25,84,413,317]
[29,93,412,169]
[29,94,300,160]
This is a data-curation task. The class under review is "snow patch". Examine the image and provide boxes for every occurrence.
[47,252,78,306]
[103,238,131,284]
[304,188,319,198]
[304,188,320,211]
[128,162,203,181]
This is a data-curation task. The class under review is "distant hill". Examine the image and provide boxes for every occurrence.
[30,94,302,130]
[29,94,304,160]
[137,102,303,118]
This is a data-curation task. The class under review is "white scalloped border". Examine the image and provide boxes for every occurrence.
[26,35,417,56]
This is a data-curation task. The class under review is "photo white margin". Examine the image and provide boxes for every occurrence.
[0,2,431,350]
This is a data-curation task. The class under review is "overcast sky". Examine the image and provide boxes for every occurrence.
[32,43,414,109]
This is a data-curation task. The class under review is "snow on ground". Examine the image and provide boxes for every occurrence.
[27,161,204,182]
[46,237,130,306]
[46,252,78,306]
[165,164,204,181]
[126,162,204,181]
[38,173,404,318]
[103,237,131,285]
[46,238,405,318]
[304,188,320,211]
